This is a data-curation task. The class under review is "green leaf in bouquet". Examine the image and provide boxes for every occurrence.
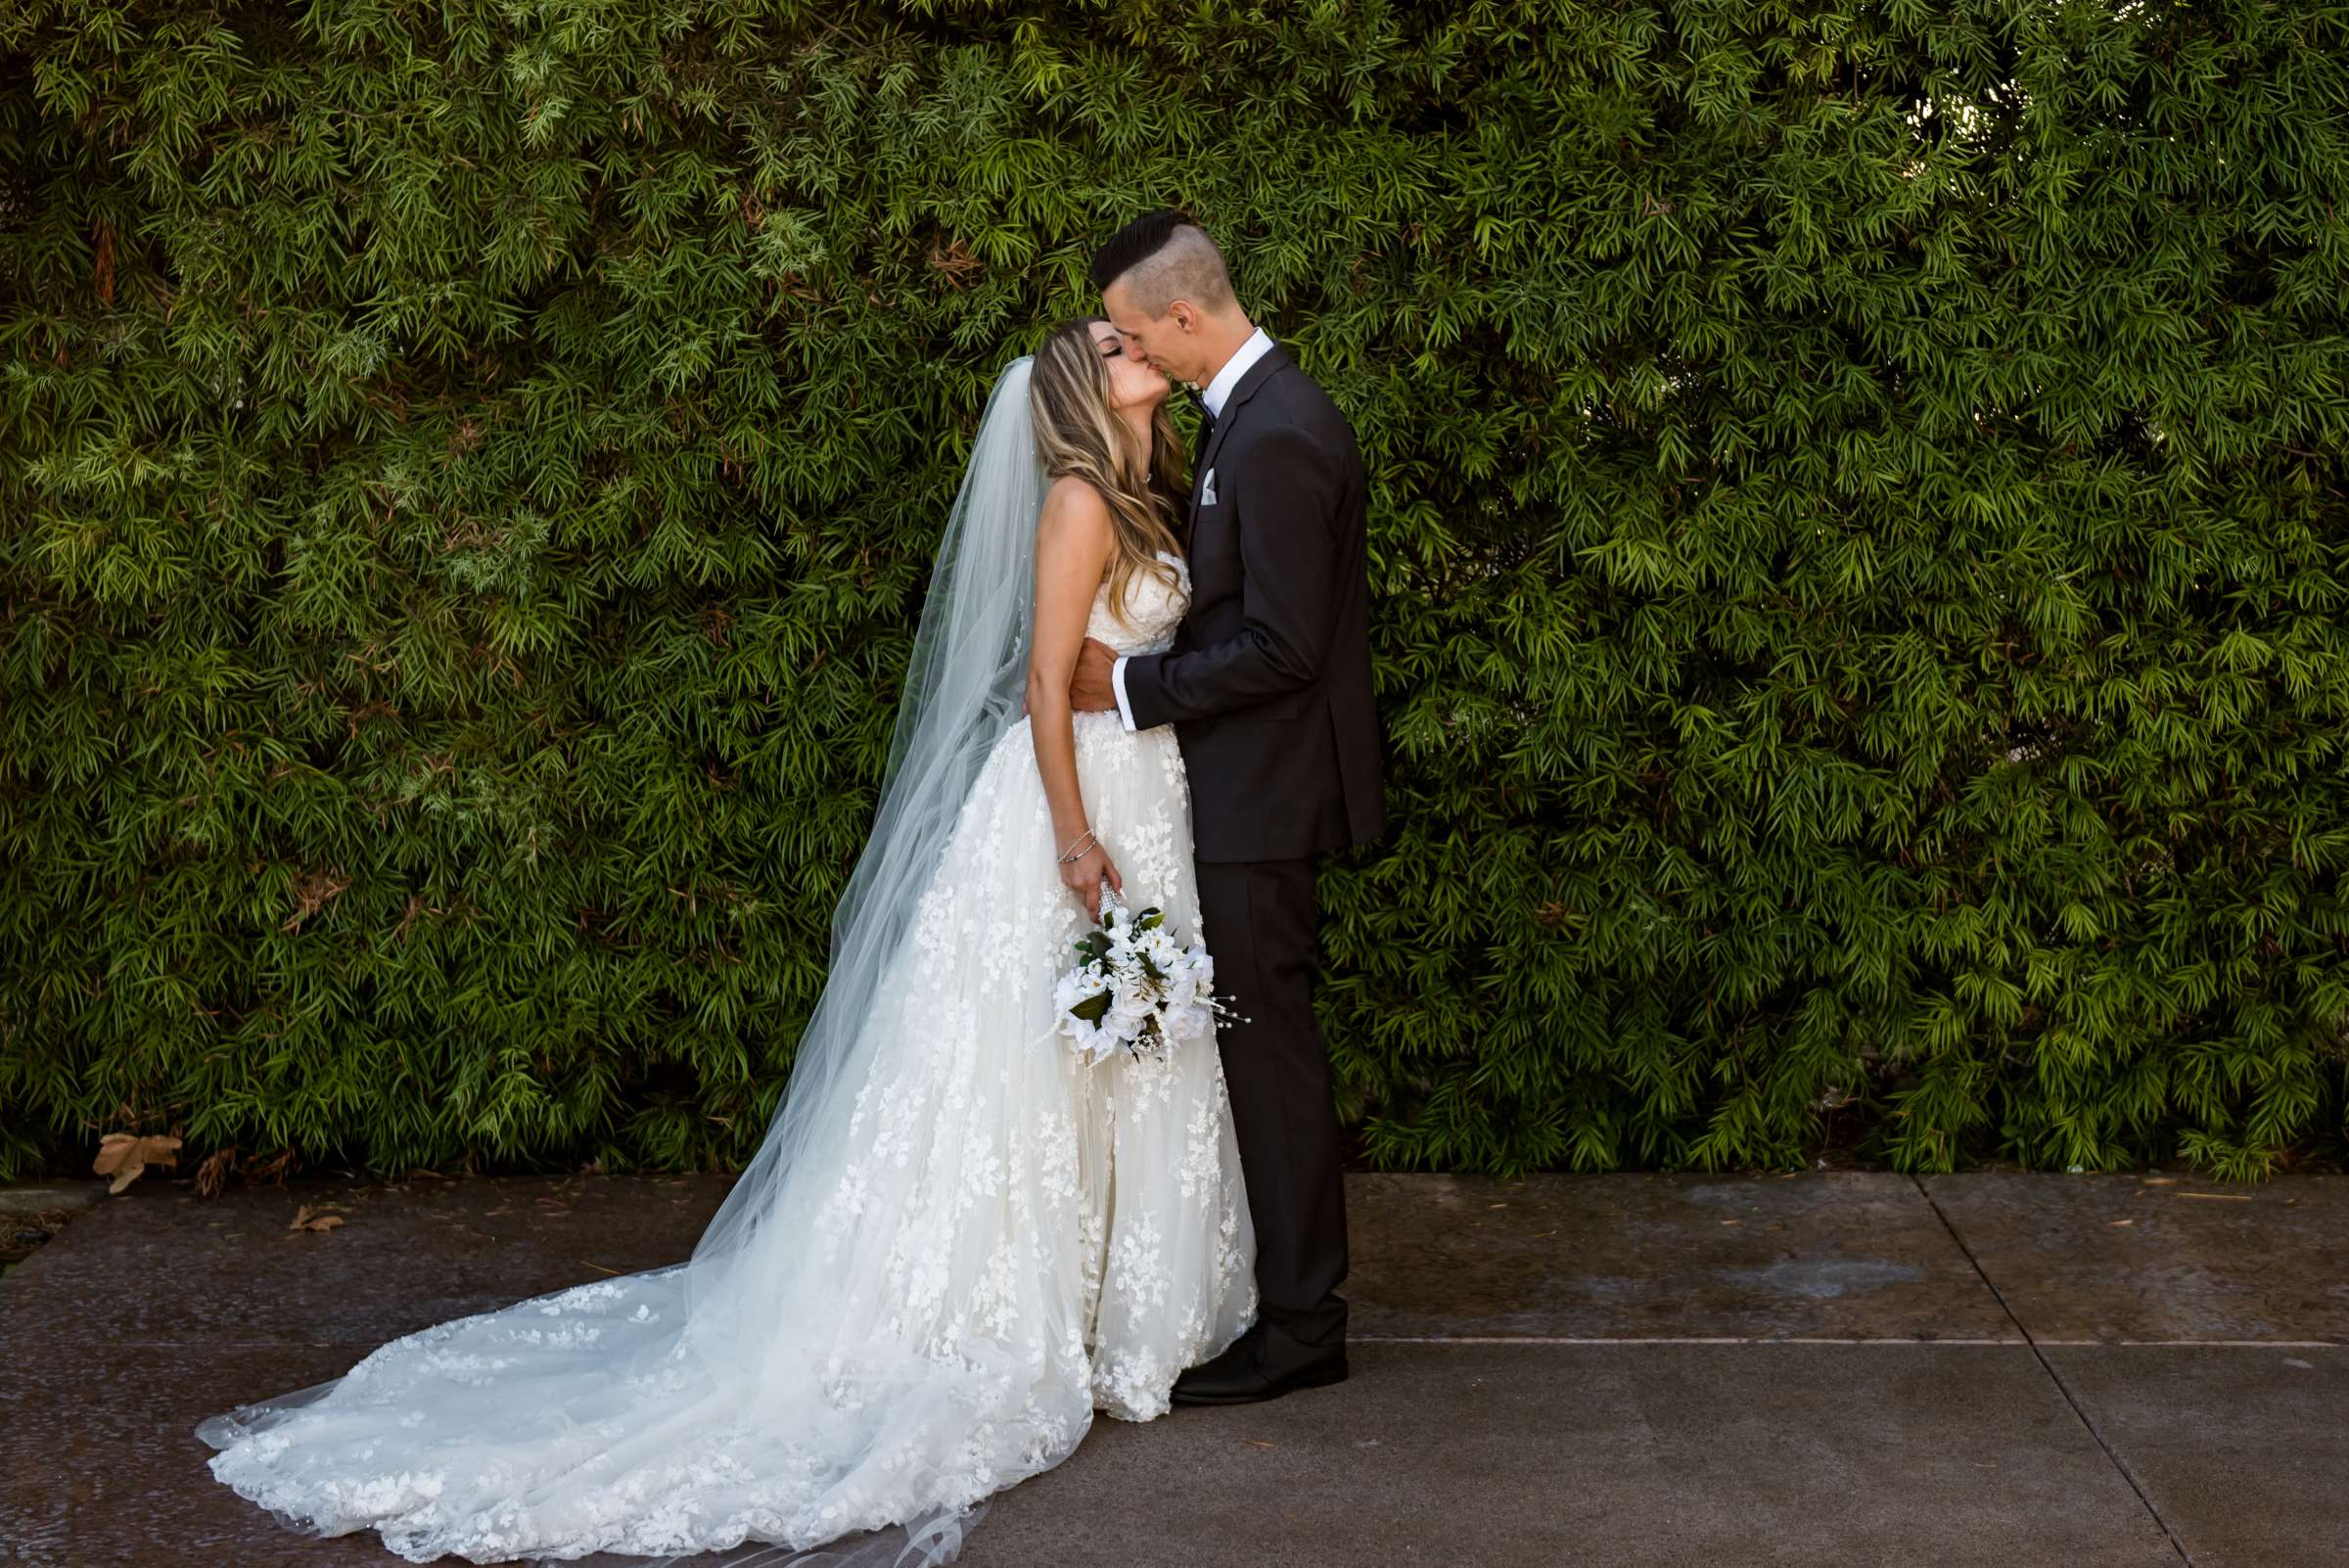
[1072,991,1112,1024]
[1136,908,1164,933]
[1129,1015,1167,1060]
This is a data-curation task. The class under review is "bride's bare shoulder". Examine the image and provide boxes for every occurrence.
[1041,474,1110,516]
[1037,476,1113,544]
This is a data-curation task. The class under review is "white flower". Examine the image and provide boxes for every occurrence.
[1164,1001,1213,1044]
[1140,928,1182,970]
[1107,991,1152,1040]
[1053,966,1109,1014]
[1162,964,1199,1013]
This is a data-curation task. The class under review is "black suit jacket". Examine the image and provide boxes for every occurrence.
[1123,342,1387,863]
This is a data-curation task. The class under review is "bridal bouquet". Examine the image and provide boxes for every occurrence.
[1053,883,1243,1064]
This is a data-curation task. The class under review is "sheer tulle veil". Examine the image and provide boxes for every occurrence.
[195,356,1053,1568]
[681,352,1045,1343]
[656,352,1050,1564]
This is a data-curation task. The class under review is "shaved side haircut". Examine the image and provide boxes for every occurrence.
[1088,208,1237,315]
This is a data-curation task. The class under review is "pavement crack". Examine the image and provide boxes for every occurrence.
[1911,1174,2195,1568]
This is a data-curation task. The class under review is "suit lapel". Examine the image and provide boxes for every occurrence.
[1188,342,1292,530]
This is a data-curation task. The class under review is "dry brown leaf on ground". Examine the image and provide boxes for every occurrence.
[288,1205,345,1232]
[195,1145,237,1198]
[92,1132,182,1194]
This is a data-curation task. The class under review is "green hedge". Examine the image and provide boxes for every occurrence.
[5,1,2347,1184]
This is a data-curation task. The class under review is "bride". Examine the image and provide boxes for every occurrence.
[195,319,1259,1565]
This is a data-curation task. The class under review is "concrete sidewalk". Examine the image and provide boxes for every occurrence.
[1,1169,2341,1567]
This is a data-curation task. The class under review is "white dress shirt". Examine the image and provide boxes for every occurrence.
[1110,327,1276,731]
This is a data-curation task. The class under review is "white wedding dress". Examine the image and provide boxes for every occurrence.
[197,547,1258,1564]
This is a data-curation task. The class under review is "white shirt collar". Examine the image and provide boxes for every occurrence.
[1200,327,1275,418]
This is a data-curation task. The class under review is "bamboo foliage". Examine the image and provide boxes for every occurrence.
[3,1,2346,1182]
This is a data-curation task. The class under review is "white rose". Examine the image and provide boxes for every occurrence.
[1164,1002,1213,1044]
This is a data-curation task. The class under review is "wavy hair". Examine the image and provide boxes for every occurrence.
[1027,316,1187,625]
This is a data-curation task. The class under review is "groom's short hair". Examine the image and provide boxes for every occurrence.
[1089,208,1236,315]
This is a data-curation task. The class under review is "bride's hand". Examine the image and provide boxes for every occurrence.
[1061,841,1123,920]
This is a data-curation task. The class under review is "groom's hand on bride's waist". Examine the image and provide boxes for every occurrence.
[1019,640,1119,719]
[1068,637,1120,713]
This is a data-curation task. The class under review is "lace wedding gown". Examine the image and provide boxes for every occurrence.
[196,548,1258,1564]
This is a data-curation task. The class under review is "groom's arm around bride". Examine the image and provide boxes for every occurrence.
[1070,210,1386,1404]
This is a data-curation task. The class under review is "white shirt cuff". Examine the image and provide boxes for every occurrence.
[1111,656,1138,732]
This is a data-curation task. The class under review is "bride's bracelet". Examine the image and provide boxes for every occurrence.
[1056,828,1098,864]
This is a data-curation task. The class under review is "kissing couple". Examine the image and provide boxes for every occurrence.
[196,209,1387,1566]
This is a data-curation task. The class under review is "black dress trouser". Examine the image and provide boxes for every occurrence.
[1194,854,1350,1350]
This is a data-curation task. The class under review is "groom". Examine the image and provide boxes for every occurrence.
[1068,210,1386,1405]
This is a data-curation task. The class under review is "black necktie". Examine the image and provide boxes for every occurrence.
[1188,387,1215,437]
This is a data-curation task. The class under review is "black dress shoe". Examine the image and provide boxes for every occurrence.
[1171,1321,1349,1407]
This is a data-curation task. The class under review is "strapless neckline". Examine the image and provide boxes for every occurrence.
[1086,550,1191,657]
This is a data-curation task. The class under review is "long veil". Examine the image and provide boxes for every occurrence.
[649,351,1051,1562]
[196,355,1051,1568]
[681,350,1042,1354]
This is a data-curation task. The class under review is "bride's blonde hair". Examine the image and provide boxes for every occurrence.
[1028,316,1187,625]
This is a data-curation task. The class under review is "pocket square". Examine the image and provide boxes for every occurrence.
[1200,467,1217,506]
